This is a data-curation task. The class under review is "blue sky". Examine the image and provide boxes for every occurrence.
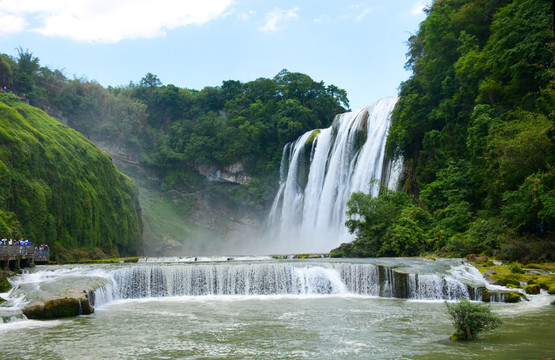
[0,0,429,109]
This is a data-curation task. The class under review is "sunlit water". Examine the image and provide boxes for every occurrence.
[1,258,554,359]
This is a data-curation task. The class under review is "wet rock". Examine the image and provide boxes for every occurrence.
[482,270,499,285]
[481,288,528,303]
[524,284,541,295]
[22,289,94,320]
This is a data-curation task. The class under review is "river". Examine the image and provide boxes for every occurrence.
[1,257,554,359]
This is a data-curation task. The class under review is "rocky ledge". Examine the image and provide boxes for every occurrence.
[480,288,528,303]
[23,288,94,320]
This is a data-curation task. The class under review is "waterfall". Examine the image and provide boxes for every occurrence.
[91,262,479,307]
[268,97,401,253]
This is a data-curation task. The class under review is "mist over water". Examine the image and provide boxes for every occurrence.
[266,97,400,254]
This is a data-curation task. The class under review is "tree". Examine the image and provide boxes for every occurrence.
[445,299,503,340]
[0,55,14,90]
[140,72,162,88]
[14,48,40,95]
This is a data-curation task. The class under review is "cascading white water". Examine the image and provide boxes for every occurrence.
[268,97,401,253]
[91,261,477,307]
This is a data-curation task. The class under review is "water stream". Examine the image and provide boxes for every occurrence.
[1,258,554,359]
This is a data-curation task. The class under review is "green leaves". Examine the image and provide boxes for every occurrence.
[384,0,554,259]
[337,188,430,257]
[445,299,503,340]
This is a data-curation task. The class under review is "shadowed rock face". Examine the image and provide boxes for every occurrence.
[22,288,94,320]
[195,162,253,184]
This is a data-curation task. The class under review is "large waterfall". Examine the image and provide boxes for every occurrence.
[268,97,401,253]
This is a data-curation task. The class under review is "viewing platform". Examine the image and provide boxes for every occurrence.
[0,244,50,270]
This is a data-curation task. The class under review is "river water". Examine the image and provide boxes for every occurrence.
[1,258,554,359]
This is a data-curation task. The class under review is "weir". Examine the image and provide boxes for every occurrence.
[90,261,480,306]
[268,97,401,252]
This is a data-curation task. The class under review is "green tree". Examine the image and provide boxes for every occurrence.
[445,299,503,340]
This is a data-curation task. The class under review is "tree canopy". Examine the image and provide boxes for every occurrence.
[334,0,554,261]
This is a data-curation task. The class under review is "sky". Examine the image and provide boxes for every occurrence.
[0,0,429,110]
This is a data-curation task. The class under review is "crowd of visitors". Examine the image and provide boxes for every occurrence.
[0,238,49,251]
[0,238,32,246]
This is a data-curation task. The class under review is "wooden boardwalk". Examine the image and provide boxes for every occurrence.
[0,245,49,270]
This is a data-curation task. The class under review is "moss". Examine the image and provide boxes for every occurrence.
[533,275,555,294]
[22,296,94,320]
[55,256,142,265]
[505,291,527,303]
[0,296,5,303]
[524,284,541,295]
[509,262,524,274]
[0,93,143,259]
[481,288,527,303]
[305,129,321,147]
[494,277,521,287]
[0,274,12,292]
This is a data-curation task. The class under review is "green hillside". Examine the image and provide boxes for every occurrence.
[0,92,142,260]
[334,0,554,261]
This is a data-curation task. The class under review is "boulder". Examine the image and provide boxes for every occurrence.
[22,289,94,320]
[524,284,541,295]
[481,288,528,303]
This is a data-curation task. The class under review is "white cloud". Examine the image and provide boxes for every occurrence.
[237,10,256,21]
[0,0,233,43]
[337,4,374,23]
[355,8,374,22]
[0,11,26,36]
[410,1,428,16]
[313,14,329,24]
[259,7,299,33]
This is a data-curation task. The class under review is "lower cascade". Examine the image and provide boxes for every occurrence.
[90,261,480,307]
[268,97,402,252]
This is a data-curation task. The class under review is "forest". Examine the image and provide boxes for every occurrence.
[332,0,554,262]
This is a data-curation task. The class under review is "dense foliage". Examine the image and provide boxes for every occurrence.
[0,52,347,186]
[445,299,503,340]
[334,0,554,261]
[0,92,143,260]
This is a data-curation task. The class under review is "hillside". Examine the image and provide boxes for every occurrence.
[0,92,142,260]
[333,0,554,261]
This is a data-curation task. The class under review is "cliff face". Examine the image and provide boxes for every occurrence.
[0,93,143,260]
[195,162,253,185]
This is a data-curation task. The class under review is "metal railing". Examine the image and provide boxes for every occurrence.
[0,244,49,260]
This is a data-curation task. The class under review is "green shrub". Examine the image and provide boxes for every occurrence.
[445,299,503,340]
[509,262,524,274]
